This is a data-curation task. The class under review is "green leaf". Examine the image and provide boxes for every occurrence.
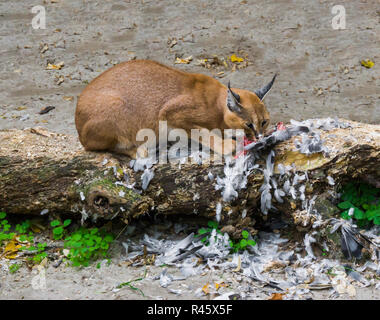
[53,226,64,235]
[37,243,47,251]
[0,212,6,219]
[198,228,208,235]
[63,219,72,227]
[241,230,249,239]
[374,216,380,225]
[100,242,109,250]
[104,235,113,243]
[247,239,256,246]
[86,240,95,247]
[365,209,380,221]
[9,263,20,274]
[338,201,353,209]
[73,242,82,248]
[73,234,82,241]
[354,208,365,220]
[240,239,247,248]
[341,210,350,220]
[51,220,61,227]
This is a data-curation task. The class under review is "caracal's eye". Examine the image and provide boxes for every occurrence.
[246,123,255,130]
[262,120,268,127]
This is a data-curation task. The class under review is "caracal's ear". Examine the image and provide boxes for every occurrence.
[226,81,243,114]
[254,74,277,101]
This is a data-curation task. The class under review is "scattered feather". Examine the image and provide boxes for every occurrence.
[327,176,335,186]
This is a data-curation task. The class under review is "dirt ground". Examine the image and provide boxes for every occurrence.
[1,0,379,133]
[1,215,379,301]
[0,0,379,300]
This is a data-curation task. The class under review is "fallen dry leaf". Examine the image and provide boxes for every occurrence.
[40,44,49,54]
[196,58,208,66]
[30,127,53,137]
[46,61,64,70]
[215,282,227,291]
[63,96,74,101]
[217,71,225,78]
[56,75,65,85]
[1,239,22,259]
[175,56,192,64]
[202,283,210,295]
[230,54,244,63]
[361,59,374,69]
[167,38,177,48]
[268,293,284,300]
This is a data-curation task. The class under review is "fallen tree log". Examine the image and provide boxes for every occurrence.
[0,120,379,234]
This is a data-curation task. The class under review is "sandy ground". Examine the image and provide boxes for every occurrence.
[0,0,379,134]
[1,216,379,300]
[0,0,379,300]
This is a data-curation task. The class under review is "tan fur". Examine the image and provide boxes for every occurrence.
[75,60,271,158]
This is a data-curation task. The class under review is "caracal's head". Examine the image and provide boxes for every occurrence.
[223,74,277,140]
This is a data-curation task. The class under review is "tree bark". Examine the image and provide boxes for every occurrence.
[0,121,379,232]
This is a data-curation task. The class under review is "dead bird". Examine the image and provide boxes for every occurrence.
[244,122,310,152]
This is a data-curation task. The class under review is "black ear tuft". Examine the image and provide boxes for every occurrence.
[255,73,277,100]
[228,81,240,102]
[227,83,242,114]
